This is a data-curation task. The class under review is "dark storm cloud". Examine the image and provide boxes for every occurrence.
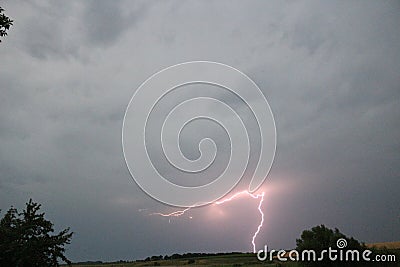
[13,1,150,59]
[0,0,399,262]
[14,1,82,60]
[83,0,150,47]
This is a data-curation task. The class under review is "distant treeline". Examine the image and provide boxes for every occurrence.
[141,252,247,262]
[74,261,103,265]
[72,252,248,265]
[74,260,130,265]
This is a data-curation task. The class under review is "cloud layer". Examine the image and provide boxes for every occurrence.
[0,0,399,262]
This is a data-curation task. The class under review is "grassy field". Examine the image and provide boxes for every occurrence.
[366,242,400,250]
[69,242,400,267]
[70,253,298,267]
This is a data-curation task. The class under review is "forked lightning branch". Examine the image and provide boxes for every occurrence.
[151,190,265,253]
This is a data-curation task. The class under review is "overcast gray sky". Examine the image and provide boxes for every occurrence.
[0,0,399,262]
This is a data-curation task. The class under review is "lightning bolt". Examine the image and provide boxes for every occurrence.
[150,207,192,217]
[150,190,265,253]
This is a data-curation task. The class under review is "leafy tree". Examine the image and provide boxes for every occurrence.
[296,224,363,267]
[0,199,73,266]
[0,6,13,42]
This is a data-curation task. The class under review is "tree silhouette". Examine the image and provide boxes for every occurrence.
[0,199,73,266]
[296,224,363,267]
[0,6,13,42]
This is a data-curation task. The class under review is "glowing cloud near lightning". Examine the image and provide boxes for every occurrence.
[124,62,275,254]
[150,190,265,253]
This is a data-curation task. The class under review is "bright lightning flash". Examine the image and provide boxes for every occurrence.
[150,191,265,253]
